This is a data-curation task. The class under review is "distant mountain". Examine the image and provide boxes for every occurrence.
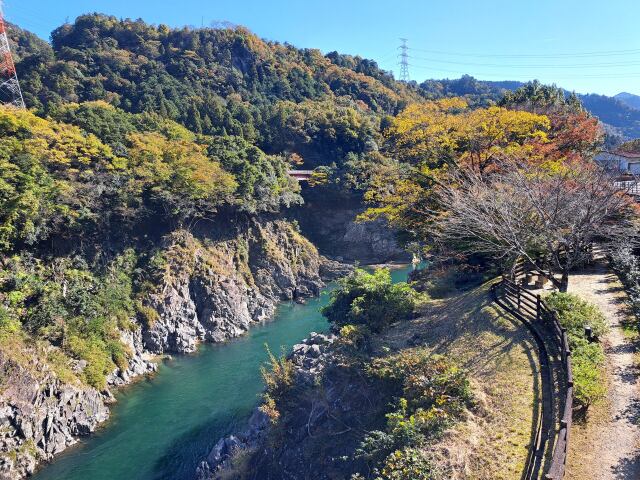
[614,92,640,110]
[578,93,640,140]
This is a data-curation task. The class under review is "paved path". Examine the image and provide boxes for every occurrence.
[566,260,640,480]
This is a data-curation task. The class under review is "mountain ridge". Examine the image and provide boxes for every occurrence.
[6,15,640,145]
[615,91,640,110]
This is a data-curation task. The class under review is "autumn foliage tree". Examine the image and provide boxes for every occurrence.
[126,133,236,225]
[383,98,550,172]
[500,81,603,163]
[435,160,638,291]
[362,84,625,285]
[363,97,554,247]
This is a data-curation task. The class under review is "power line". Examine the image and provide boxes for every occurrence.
[378,49,400,62]
[407,62,640,80]
[406,53,640,69]
[398,38,409,81]
[408,46,640,59]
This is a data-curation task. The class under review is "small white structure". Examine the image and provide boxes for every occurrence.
[597,150,640,174]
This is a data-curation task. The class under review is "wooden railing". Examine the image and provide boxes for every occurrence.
[614,179,640,197]
[491,277,573,480]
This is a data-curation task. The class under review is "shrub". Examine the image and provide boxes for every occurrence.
[544,292,607,410]
[356,349,471,471]
[65,334,115,390]
[377,448,440,480]
[545,292,608,340]
[369,350,472,414]
[338,324,370,349]
[259,345,295,423]
[572,348,606,407]
[136,302,160,328]
[45,349,76,383]
[322,268,422,333]
[610,244,640,322]
[0,306,21,336]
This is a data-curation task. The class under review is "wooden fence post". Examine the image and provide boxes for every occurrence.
[494,277,572,480]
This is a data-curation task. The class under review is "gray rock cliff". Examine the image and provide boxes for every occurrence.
[142,218,344,354]
[0,218,350,479]
[0,351,110,479]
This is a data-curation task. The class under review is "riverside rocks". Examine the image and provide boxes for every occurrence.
[196,332,336,479]
[319,257,354,281]
[0,352,110,479]
[0,218,351,479]
[0,334,154,479]
[291,332,336,383]
[106,327,157,387]
[142,218,346,354]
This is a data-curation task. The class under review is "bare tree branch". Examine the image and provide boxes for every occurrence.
[434,159,639,291]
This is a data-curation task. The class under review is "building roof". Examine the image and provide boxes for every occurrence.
[612,150,640,159]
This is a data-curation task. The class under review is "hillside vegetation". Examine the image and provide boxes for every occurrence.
[8,15,419,168]
[214,272,538,480]
[1,13,639,479]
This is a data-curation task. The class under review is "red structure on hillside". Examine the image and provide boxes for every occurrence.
[288,170,314,182]
[0,5,25,109]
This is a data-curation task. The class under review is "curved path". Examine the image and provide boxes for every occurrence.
[566,259,640,480]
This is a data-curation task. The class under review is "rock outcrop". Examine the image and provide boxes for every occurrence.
[196,332,336,479]
[142,218,341,354]
[291,199,409,264]
[106,327,157,387]
[0,217,351,479]
[0,351,110,479]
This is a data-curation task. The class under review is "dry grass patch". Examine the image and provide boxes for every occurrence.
[375,282,539,479]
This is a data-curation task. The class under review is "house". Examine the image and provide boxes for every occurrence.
[596,149,640,174]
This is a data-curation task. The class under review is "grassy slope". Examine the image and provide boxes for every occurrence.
[374,282,539,479]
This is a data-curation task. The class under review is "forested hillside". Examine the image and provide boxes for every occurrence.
[8,15,422,167]
[0,16,430,476]
[3,11,640,480]
[9,15,640,173]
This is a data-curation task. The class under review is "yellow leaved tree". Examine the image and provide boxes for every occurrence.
[364,99,552,246]
[126,132,237,223]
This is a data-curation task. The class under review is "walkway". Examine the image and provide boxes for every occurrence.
[565,259,640,480]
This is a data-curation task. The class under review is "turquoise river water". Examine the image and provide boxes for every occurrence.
[32,265,415,480]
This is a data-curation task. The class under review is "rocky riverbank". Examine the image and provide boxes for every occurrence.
[142,218,350,354]
[196,332,337,479]
[0,218,351,480]
[0,350,110,479]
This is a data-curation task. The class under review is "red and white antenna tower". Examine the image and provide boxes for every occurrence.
[0,2,25,109]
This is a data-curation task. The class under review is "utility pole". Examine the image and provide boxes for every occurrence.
[0,1,25,109]
[398,38,410,82]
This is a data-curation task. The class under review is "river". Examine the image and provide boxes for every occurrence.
[32,265,415,480]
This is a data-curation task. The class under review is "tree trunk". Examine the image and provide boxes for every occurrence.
[559,270,569,292]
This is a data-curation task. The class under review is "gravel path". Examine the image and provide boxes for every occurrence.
[566,260,640,480]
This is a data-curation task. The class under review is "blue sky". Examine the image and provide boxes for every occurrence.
[4,0,640,96]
